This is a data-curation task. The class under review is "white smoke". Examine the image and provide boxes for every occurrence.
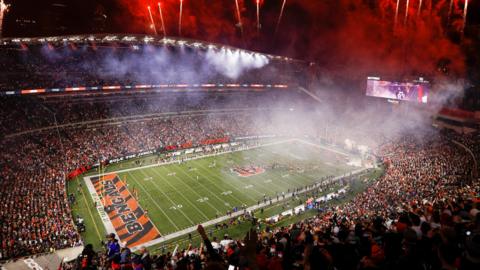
[205,48,269,79]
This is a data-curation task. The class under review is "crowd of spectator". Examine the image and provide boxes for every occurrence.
[62,131,480,269]
[0,90,307,136]
[0,89,479,269]
[0,105,280,260]
[0,45,304,91]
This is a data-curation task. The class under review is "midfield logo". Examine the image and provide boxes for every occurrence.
[231,165,265,177]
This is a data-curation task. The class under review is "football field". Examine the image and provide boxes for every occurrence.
[81,140,360,248]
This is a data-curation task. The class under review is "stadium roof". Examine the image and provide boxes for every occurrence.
[0,33,308,64]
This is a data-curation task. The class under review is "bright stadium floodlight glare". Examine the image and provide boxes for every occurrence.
[144,36,154,43]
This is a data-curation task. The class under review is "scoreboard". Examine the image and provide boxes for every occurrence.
[366,77,430,104]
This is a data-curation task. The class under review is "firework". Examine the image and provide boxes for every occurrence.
[404,0,410,26]
[0,0,9,38]
[448,0,454,25]
[394,0,400,29]
[417,0,423,17]
[147,6,158,35]
[179,0,183,36]
[158,2,167,36]
[235,0,244,37]
[256,0,260,33]
[462,0,469,34]
[275,0,287,37]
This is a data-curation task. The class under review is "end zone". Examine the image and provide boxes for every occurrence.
[84,173,161,249]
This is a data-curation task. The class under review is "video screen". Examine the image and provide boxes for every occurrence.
[366,77,430,103]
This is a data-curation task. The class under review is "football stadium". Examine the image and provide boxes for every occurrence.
[0,1,480,270]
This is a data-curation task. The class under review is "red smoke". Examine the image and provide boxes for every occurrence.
[116,0,468,82]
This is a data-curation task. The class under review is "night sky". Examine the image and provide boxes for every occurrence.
[2,0,480,82]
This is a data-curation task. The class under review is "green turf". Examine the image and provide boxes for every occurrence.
[69,141,361,250]
[139,166,385,255]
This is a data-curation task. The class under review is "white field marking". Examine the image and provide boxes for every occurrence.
[255,147,314,187]
[144,176,153,181]
[83,175,117,236]
[169,204,183,210]
[282,174,289,178]
[137,169,200,223]
[188,168,198,171]
[244,184,254,189]
[225,149,282,195]
[156,165,224,214]
[125,171,180,230]
[221,190,233,195]
[196,197,209,203]
[148,168,210,221]
[169,164,237,210]
[167,172,176,176]
[88,139,295,178]
[79,177,103,240]
[231,148,292,193]
[133,166,369,252]
[194,159,260,202]
[84,139,367,252]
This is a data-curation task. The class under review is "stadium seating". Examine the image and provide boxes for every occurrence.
[0,37,478,269]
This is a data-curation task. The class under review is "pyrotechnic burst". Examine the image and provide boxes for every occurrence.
[179,0,183,36]
[147,6,158,35]
[462,0,469,34]
[404,0,410,26]
[448,0,454,25]
[417,0,423,17]
[394,0,400,29]
[234,0,244,38]
[158,2,167,36]
[275,0,287,37]
[256,0,261,33]
[0,0,9,38]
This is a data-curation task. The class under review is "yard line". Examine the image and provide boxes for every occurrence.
[134,170,196,225]
[181,160,248,206]
[158,165,227,214]
[229,149,302,192]
[90,139,295,177]
[252,150,310,186]
[197,155,268,198]
[146,167,211,220]
[253,147,318,187]
[78,178,102,241]
[227,151,291,194]
[193,159,260,202]
[238,147,322,195]
[125,171,180,230]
